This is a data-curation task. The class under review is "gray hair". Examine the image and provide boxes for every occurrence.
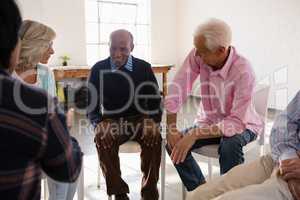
[194,18,232,51]
[18,20,56,68]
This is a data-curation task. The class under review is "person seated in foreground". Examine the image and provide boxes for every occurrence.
[0,1,82,199]
[187,91,300,200]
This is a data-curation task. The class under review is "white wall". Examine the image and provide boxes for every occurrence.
[17,0,87,66]
[17,0,178,67]
[176,0,300,109]
[151,0,177,65]
[16,0,300,109]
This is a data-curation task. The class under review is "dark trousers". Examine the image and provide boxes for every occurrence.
[95,116,162,200]
[169,128,256,191]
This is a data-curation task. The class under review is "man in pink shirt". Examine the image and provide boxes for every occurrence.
[165,18,264,191]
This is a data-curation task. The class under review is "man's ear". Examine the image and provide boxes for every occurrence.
[131,43,134,52]
[217,46,226,54]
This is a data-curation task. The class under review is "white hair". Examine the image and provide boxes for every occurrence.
[194,18,232,51]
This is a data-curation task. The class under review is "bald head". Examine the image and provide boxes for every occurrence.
[109,29,134,68]
[109,29,134,47]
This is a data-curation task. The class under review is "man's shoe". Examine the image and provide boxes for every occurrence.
[115,193,130,200]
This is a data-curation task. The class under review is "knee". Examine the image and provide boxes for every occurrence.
[151,137,162,151]
[219,137,242,156]
[142,138,162,154]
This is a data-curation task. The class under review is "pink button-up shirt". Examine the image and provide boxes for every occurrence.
[165,47,263,137]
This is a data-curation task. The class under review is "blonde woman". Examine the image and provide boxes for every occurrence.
[15,20,78,200]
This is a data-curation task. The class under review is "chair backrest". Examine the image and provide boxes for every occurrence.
[252,84,271,145]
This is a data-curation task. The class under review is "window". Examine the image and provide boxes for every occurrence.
[85,0,151,66]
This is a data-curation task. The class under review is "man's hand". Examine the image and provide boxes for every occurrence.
[171,133,197,164]
[193,125,222,139]
[280,156,300,181]
[95,120,116,149]
[167,128,182,150]
[287,179,300,200]
[141,118,161,147]
[280,151,300,200]
[166,112,182,150]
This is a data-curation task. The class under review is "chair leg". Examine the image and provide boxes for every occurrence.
[97,163,101,189]
[208,158,213,180]
[43,178,48,200]
[182,184,186,200]
[77,157,84,200]
[160,138,166,200]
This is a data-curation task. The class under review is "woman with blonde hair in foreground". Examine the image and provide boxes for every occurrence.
[15,19,78,200]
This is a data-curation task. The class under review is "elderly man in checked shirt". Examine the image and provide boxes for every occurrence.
[165,18,263,191]
[187,91,300,200]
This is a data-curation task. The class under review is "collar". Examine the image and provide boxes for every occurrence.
[210,46,234,79]
[110,55,133,72]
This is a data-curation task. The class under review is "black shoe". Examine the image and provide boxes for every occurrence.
[115,193,130,200]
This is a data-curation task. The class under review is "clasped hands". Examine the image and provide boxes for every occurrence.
[95,118,161,149]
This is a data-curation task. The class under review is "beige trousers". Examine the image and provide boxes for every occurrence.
[187,155,293,200]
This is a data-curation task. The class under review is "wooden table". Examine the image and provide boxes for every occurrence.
[52,64,173,97]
